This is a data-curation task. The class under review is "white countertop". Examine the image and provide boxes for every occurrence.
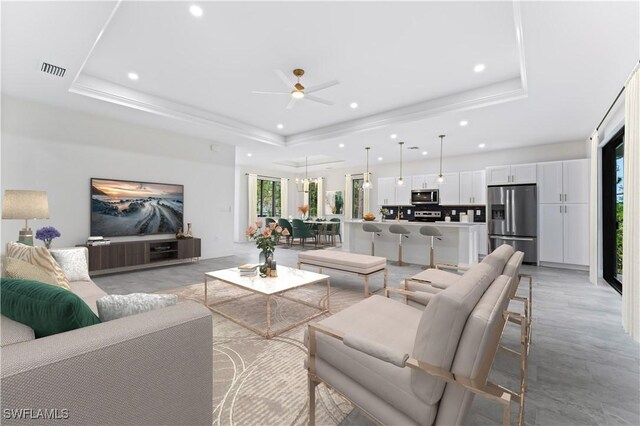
[345,220,484,228]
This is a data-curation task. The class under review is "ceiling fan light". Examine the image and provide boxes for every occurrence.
[291,90,304,99]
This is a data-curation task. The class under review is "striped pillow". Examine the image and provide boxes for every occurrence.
[6,242,71,290]
[4,257,59,287]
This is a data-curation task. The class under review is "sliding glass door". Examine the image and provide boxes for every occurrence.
[602,128,624,294]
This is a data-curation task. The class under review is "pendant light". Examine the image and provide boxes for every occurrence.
[295,157,316,193]
[397,141,405,186]
[362,147,372,189]
[437,135,446,184]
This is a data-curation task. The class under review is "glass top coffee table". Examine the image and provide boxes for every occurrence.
[204,266,331,338]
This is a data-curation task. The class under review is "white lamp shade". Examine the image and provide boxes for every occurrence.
[2,190,49,220]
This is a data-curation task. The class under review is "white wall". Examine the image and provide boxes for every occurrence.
[305,139,588,213]
[1,97,236,259]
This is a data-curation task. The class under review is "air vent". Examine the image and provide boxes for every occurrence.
[407,146,420,150]
[41,62,66,77]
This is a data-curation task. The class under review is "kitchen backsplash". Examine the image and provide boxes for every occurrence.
[380,205,486,222]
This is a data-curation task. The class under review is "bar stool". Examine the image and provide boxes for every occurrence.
[419,225,443,269]
[389,224,411,266]
[362,223,382,256]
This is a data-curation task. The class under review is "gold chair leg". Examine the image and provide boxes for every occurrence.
[308,375,317,426]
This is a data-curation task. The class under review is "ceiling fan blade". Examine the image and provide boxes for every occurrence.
[286,97,298,110]
[275,69,294,89]
[252,91,290,95]
[305,94,334,106]
[305,80,340,94]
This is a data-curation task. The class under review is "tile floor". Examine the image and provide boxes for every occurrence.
[93,242,640,425]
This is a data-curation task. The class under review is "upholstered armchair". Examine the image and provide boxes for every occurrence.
[306,263,528,426]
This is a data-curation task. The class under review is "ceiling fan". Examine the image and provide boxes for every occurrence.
[252,69,339,109]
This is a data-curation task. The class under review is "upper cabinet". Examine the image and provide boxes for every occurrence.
[377,177,396,206]
[438,172,460,205]
[486,164,537,185]
[377,177,411,206]
[460,170,486,205]
[411,174,438,190]
[563,159,589,203]
[396,180,412,206]
[538,159,589,204]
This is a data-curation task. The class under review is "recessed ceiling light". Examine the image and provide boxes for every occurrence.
[478,143,486,148]
[277,123,284,129]
[247,153,253,157]
[350,102,358,109]
[390,134,397,139]
[127,72,139,81]
[378,157,383,161]
[339,143,345,148]
[190,5,203,17]
[459,120,468,127]
[474,64,486,73]
[422,151,428,156]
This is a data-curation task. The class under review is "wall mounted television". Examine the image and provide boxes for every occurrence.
[91,178,184,237]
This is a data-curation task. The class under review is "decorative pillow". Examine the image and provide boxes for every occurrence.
[3,257,59,286]
[0,278,100,338]
[50,248,91,282]
[6,242,71,290]
[96,293,178,322]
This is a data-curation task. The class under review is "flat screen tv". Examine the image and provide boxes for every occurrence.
[91,178,184,237]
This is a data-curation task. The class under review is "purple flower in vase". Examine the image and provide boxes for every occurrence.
[35,226,61,249]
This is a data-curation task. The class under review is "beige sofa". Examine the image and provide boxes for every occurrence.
[1,251,213,425]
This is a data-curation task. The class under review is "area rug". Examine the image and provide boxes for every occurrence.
[161,280,366,426]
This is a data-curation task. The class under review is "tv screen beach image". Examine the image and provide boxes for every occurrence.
[91,178,184,236]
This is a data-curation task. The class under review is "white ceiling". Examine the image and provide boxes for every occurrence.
[2,1,638,172]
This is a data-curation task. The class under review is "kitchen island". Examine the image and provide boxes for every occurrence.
[343,220,486,267]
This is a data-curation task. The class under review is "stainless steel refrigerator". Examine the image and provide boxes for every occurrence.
[487,184,537,263]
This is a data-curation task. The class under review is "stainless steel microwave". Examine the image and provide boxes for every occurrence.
[411,189,439,205]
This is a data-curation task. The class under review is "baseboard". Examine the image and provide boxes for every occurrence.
[539,261,589,272]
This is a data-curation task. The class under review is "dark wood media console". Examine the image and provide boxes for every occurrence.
[81,238,201,274]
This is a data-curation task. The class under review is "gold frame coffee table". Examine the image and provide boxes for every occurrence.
[204,266,331,338]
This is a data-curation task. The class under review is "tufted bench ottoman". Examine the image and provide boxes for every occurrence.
[298,250,387,297]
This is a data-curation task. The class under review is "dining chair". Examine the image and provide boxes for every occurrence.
[329,218,341,243]
[277,218,293,246]
[291,219,317,248]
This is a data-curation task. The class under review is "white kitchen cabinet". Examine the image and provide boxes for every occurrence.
[486,166,511,185]
[539,202,589,266]
[478,223,488,255]
[539,204,564,263]
[538,159,589,204]
[460,170,486,204]
[377,177,411,206]
[377,177,396,206]
[396,180,412,205]
[438,173,460,205]
[537,162,564,204]
[563,203,589,265]
[511,164,537,184]
[412,174,438,190]
[563,159,589,204]
[487,164,536,185]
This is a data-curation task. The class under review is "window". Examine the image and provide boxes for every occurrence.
[352,178,364,219]
[257,179,281,218]
[308,182,318,217]
[602,127,624,294]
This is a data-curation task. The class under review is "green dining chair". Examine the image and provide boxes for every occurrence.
[291,219,317,248]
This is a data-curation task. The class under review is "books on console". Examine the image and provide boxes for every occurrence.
[86,236,111,246]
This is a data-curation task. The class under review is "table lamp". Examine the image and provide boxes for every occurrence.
[2,190,49,246]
